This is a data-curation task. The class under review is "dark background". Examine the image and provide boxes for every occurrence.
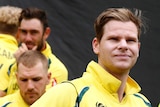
[0,0,159,106]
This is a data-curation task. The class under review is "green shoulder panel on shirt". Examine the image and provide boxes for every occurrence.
[1,102,12,107]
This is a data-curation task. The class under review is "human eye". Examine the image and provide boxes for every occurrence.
[108,37,119,41]
[127,38,137,43]
[20,78,28,82]
[31,30,39,35]
[33,77,41,82]
[20,29,27,35]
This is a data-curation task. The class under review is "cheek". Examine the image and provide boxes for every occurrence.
[35,82,47,92]
[19,36,24,41]
[131,46,140,57]
[32,36,38,41]
[36,36,44,43]
[136,49,140,57]
[99,43,112,53]
[18,81,26,89]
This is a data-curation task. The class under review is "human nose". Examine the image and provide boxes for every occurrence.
[25,33,32,41]
[118,39,128,50]
[26,80,34,90]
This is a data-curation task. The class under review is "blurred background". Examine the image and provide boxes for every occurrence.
[0,0,159,106]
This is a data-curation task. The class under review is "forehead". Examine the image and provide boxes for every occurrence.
[17,62,46,77]
[20,18,43,31]
[103,20,138,37]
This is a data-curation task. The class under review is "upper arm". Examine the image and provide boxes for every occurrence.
[31,83,77,107]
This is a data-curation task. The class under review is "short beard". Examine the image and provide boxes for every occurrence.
[36,38,44,51]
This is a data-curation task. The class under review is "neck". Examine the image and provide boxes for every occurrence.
[40,42,46,51]
[117,73,129,102]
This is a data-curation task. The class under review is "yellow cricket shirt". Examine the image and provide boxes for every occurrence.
[0,90,29,107]
[0,34,18,70]
[0,34,18,91]
[31,61,151,107]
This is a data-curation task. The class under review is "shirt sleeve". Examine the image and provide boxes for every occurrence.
[31,83,77,107]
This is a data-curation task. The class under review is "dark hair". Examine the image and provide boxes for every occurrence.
[94,8,144,41]
[19,7,49,31]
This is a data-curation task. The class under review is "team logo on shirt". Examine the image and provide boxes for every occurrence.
[96,102,107,107]
[0,48,14,59]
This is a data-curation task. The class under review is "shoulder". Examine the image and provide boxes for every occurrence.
[31,82,78,107]
[0,102,12,107]
[43,43,67,71]
[50,81,79,95]
[38,81,80,99]
[133,93,151,107]
[47,56,68,77]
[0,93,16,106]
[0,91,28,107]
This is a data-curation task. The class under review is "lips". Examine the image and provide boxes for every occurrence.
[27,45,34,50]
[26,43,35,50]
[114,54,131,60]
[116,54,130,57]
[26,93,37,98]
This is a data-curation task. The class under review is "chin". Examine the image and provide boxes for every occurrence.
[116,64,131,70]
[28,99,36,105]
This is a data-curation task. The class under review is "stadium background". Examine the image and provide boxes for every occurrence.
[0,0,159,106]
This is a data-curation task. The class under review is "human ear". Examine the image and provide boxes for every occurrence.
[47,72,51,85]
[44,27,51,39]
[137,42,141,57]
[92,37,99,54]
